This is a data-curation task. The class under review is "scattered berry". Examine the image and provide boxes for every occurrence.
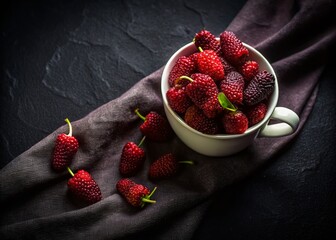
[244,70,275,106]
[245,102,268,126]
[168,56,196,87]
[196,49,224,81]
[184,73,223,118]
[220,71,245,105]
[115,178,135,194]
[148,153,193,180]
[67,167,102,204]
[194,29,221,55]
[220,31,249,66]
[135,109,173,142]
[52,118,79,172]
[222,110,249,134]
[184,105,219,135]
[166,85,192,114]
[116,178,156,208]
[119,137,146,177]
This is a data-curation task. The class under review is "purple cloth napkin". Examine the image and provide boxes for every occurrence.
[1,0,335,239]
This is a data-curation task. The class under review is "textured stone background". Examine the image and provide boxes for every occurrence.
[1,0,246,165]
[1,0,335,239]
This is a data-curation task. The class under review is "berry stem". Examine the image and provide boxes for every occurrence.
[174,75,193,86]
[138,135,146,147]
[135,108,146,121]
[198,46,203,52]
[141,186,157,207]
[65,118,73,136]
[142,198,156,204]
[178,160,194,165]
[67,166,75,177]
[178,76,193,82]
[148,186,157,199]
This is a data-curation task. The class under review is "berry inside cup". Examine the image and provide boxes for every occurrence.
[166,30,275,135]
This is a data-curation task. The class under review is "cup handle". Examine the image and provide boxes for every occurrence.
[258,107,300,137]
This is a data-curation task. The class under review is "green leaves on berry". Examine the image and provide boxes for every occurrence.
[218,92,237,112]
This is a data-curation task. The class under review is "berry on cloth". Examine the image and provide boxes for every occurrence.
[67,167,102,205]
[148,153,194,180]
[135,108,173,142]
[52,118,79,171]
[116,178,157,208]
[119,136,146,177]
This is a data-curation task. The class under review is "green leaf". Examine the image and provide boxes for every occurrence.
[218,92,237,112]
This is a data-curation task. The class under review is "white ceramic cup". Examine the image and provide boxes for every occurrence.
[161,41,300,157]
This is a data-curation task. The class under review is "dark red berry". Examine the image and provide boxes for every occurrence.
[196,50,224,81]
[148,153,194,180]
[220,31,249,66]
[148,153,178,179]
[185,73,222,118]
[135,109,173,142]
[116,178,156,208]
[119,140,146,176]
[168,56,196,87]
[222,110,248,134]
[194,29,221,55]
[184,105,219,135]
[219,56,236,74]
[245,102,268,126]
[239,60,259,81]
[220,71,245,105]
[52,118,79,171]
[244,70,275,106]
[67,168,102,205]
[166,85,192,114]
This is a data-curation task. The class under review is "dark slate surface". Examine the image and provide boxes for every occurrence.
[1,0,335,239]
[1,0,247,166]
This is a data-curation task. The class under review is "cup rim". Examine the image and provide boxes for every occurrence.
[161,41,279,139]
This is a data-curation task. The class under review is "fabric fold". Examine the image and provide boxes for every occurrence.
[1,0,335,239]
